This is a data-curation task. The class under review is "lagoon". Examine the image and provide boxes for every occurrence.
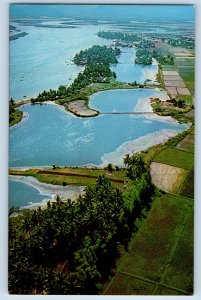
[9,179,49,208]
[9,89,188,168]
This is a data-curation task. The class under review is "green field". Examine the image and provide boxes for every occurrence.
[180,170,194,199]
[177,65,195,96]
[176,133,194,153]
[153,147,194,170]
[9,167,128,187]
[104,194,193,295]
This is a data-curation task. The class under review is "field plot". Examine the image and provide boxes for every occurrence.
[9,167,128,187]
[161,69,191,98]
[150,162,187,193]
[164,80,186,87]
[175,57,195,96]
[153,147,194,170]
[106,273,157,295]
[179,170,194,199]
[104,194,193,295]
[177,87,191,95]
[163,205,193,293]
[176,133,194,153]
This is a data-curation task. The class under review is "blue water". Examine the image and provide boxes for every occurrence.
[9,23,111,101]
[90,89,159,113]
[9,180,48,208]
[9,92,187,167]
[111,47,157,83]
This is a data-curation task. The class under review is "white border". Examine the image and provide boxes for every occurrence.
[0,1,200,299]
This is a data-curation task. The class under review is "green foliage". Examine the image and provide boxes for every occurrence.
[135,48,152,65]
[9,165,154,295]
[97,31,142,43]
[123,154,147,181]
[152,51,174,65]
[73,45,118,66]
[9,98,23,126]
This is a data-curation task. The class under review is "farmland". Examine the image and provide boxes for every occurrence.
[153,147,194,170]
[104,194,193,295]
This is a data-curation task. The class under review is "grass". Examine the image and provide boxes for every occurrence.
[9,167,129,187]
[104,194,193,295]
[176,133,194,153]
[163,205,194,293]
[9,110,23,127]
[153,147,194,170]
[179,170,194,199]
[105,273,157,295]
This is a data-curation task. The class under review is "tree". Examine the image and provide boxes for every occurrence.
[124,153,147,181]
[107,163,113,173]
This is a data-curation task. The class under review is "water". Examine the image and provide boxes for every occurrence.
[9,23,111,101]
[90,89,162,113]
[10,23,158,101]
[9,13,190,207]
[111,47,158,84]
[9,179,49,208]
[9,92,188,168]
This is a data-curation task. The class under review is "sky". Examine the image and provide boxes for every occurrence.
[10,4,195,22]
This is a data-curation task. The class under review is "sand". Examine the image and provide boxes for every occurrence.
[67,100,99,117]
[9,175,85,209]
[101,129,184,167]
[9,112,29,130]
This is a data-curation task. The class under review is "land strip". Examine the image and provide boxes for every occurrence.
[9,167,128,187]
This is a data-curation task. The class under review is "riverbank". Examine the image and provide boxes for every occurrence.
[9,111,28,128]
[9,175,85,209]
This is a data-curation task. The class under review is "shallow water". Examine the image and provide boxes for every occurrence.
[9,23,111,101]
[90,88,164,113]
[10,23,157,101]
[9,90,188,168]
[9,179,49,208]
[111,47,158,84]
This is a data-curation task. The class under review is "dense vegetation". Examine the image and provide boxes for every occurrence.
[9,98,23,126]
[152,51,174,65]
[97,31,141,43]
[73,45,119,66]
[135,48,152,65]
[166,35,194,49]
[33,46,117,104]
[35,64,116,103]
[9,154,155,295]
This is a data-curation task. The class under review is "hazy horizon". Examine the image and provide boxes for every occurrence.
[10,4,195,22]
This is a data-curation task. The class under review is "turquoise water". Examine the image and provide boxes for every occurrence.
[9,91,188,167]
[90,89,160,113]
[10,23,157,101]
[111,47,157,83]
[9,14,190,207]
[9,180,49,208]
[9,23,111,101]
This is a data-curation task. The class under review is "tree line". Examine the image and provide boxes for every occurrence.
[9,154,155,294]
[73,45,120,66]
[32,46,118,104]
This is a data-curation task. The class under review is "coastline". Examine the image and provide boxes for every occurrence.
[100,128,189,167]
[9,111,29,130]
[9,175,85,209]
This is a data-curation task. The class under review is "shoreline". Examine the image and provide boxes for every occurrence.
[9,111,29,130]
[100,127,189,167]
[9,175,85,209]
